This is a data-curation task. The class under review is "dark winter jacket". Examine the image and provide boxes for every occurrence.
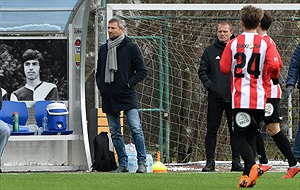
[286,43,300,89]
[198,38,231,102]
[96,36,147,113]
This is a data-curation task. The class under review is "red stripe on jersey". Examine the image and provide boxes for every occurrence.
[265,81,271,98]
[276,84,281,98]
[249,35,261,109]
[234,35,245,108]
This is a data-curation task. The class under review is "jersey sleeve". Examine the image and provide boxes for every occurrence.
[265,41,280,80]
[220,41,232,74]
[276,49,283,69]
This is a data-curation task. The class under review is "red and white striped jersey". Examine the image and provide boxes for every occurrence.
[262,34,282,99]
[220,32,280,109]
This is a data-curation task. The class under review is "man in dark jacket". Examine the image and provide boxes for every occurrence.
[198,21,243,172]
[285,43,300,164]
[96,17,148,173]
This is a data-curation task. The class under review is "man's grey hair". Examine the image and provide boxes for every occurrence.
[108,17,125,29]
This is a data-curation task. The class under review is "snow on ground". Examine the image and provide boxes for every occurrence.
[166,160,290,172]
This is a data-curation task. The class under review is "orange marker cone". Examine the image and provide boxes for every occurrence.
[152,151,167,173]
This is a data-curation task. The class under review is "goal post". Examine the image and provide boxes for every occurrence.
[107,3,300,12]
[99,3,300,164]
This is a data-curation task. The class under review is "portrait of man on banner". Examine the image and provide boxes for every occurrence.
[0,38,68,101]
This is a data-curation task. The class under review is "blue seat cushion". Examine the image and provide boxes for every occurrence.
[0,100,28,125]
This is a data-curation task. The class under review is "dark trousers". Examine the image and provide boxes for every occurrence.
[205,101,240,161]
[232,109,264,175]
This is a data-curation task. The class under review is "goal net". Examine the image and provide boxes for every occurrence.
[96,3,300,164]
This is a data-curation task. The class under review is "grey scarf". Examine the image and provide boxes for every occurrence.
[105,33,125,83]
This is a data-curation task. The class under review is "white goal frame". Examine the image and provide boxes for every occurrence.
[107,3,300,18]
[106,3,300,36]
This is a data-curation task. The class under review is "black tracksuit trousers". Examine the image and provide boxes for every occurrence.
[205,101,240,161]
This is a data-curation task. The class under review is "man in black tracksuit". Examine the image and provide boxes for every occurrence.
[198,21,243,172]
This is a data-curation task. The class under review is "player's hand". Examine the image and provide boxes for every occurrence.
[272,78,279,85]
[284,85,294,99]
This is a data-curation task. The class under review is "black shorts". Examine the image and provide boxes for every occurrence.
[232,109,264,135]
[264,98,282,125]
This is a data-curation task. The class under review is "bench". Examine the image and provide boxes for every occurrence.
[0,100,82,172]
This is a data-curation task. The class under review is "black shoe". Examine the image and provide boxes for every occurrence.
[202,160,215,172]
[231,161,244,172]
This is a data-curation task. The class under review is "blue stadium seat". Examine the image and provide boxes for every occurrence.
[34,100,54,128]
[0,100,28,125]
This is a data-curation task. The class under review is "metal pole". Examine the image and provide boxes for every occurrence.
[288,95,293,140]
[80,0,93,171]
[163,19,170,163]
[94,13,99,108]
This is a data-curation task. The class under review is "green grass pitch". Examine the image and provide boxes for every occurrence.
[0,171,299,190]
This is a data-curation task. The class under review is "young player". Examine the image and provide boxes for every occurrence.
[257,11,300,178]
[220,5,280,187]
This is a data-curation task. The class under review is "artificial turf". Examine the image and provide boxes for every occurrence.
[0,171,299,190]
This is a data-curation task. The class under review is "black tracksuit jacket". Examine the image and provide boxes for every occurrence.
[198,38,231,103]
